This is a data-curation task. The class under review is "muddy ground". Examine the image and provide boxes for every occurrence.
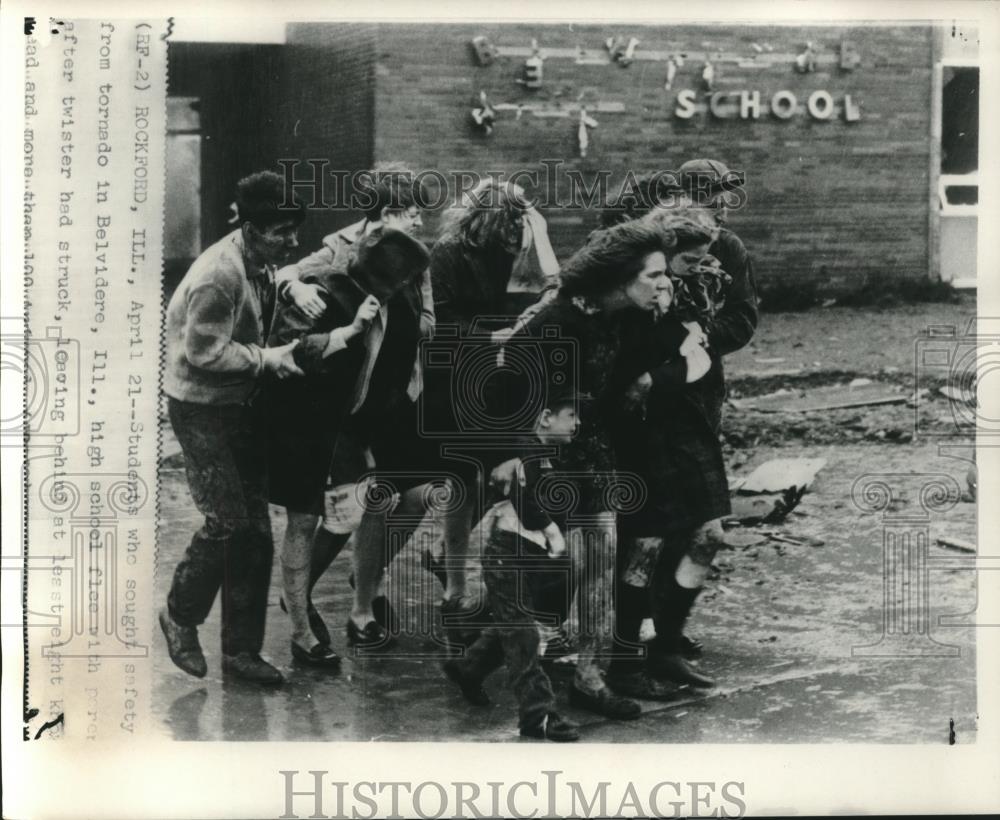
[153,299,979,743]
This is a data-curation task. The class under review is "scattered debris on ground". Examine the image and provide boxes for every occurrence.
[725,457,825,527]
[729,380,907,414]
[729,489,805,525]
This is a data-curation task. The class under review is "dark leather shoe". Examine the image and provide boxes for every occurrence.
[520,712,580,742]
[346,618,391,648]
[568,684,641,720]
[221,652,284,685]
[346,574,398,635]
[372,595,399,634]
[291,641,341,668]
[647,652,716,688]
[442,659,491,706]
[607,670,682,701]
[159,608,207,678]
[279,597,333,647]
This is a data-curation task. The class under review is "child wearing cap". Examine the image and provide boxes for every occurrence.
[442,387,585,742]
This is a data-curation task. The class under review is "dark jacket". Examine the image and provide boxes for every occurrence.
[705,228,758,356]
[500,294,663,515]
[430,232,555,336]
[425,233,554,441]
[265,248,424,433]
[276,219,435,339]
[509,444,569,533]
[612,314,731,536]
[668,228,758,427]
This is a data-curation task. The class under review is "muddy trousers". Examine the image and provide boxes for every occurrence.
[455,527,559,729]
[166,398,274,656]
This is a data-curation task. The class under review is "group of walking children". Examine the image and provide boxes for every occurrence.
[160,158,758,742]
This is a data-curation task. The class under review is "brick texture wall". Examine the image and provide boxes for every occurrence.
[279,24,377,254]
[371,23,935,294]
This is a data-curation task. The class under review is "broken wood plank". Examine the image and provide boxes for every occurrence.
[766,532,805,546]
[756,529,824,547]
[493,101,626,115]
[734,381,906,413]
[935,536,977,554]
[796,394,909,412]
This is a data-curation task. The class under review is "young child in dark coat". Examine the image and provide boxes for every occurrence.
[442,387,587,742]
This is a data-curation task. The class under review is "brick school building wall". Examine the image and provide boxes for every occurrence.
[367,22,936,296]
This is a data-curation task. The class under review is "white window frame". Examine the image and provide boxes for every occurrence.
[935,57,979,289]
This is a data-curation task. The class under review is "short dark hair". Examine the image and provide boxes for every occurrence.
[357,163,426,222]
[559,219,674,299]
[672,222,715,254]
[543,396,579,415]
[236,171,306,231]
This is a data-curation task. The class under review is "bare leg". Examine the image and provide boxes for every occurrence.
[568,512,617,694]
[309,527,351,596]
[281,511,321,649]
[441,482,477,602]
[349,484,428,629]
[676,518,725,590]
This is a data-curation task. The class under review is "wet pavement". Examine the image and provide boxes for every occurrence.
[154,439,978,744]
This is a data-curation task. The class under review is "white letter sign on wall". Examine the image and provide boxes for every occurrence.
[670,89,862,121]
[674,89,698,118]
[740,90,761,119]
[807,90,835,119]
[771,90,797,119]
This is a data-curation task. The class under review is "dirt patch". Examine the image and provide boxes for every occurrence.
[725,298,976,380]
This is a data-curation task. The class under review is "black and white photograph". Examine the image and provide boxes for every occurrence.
[154,16,982,743]
[3,2,999,818]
